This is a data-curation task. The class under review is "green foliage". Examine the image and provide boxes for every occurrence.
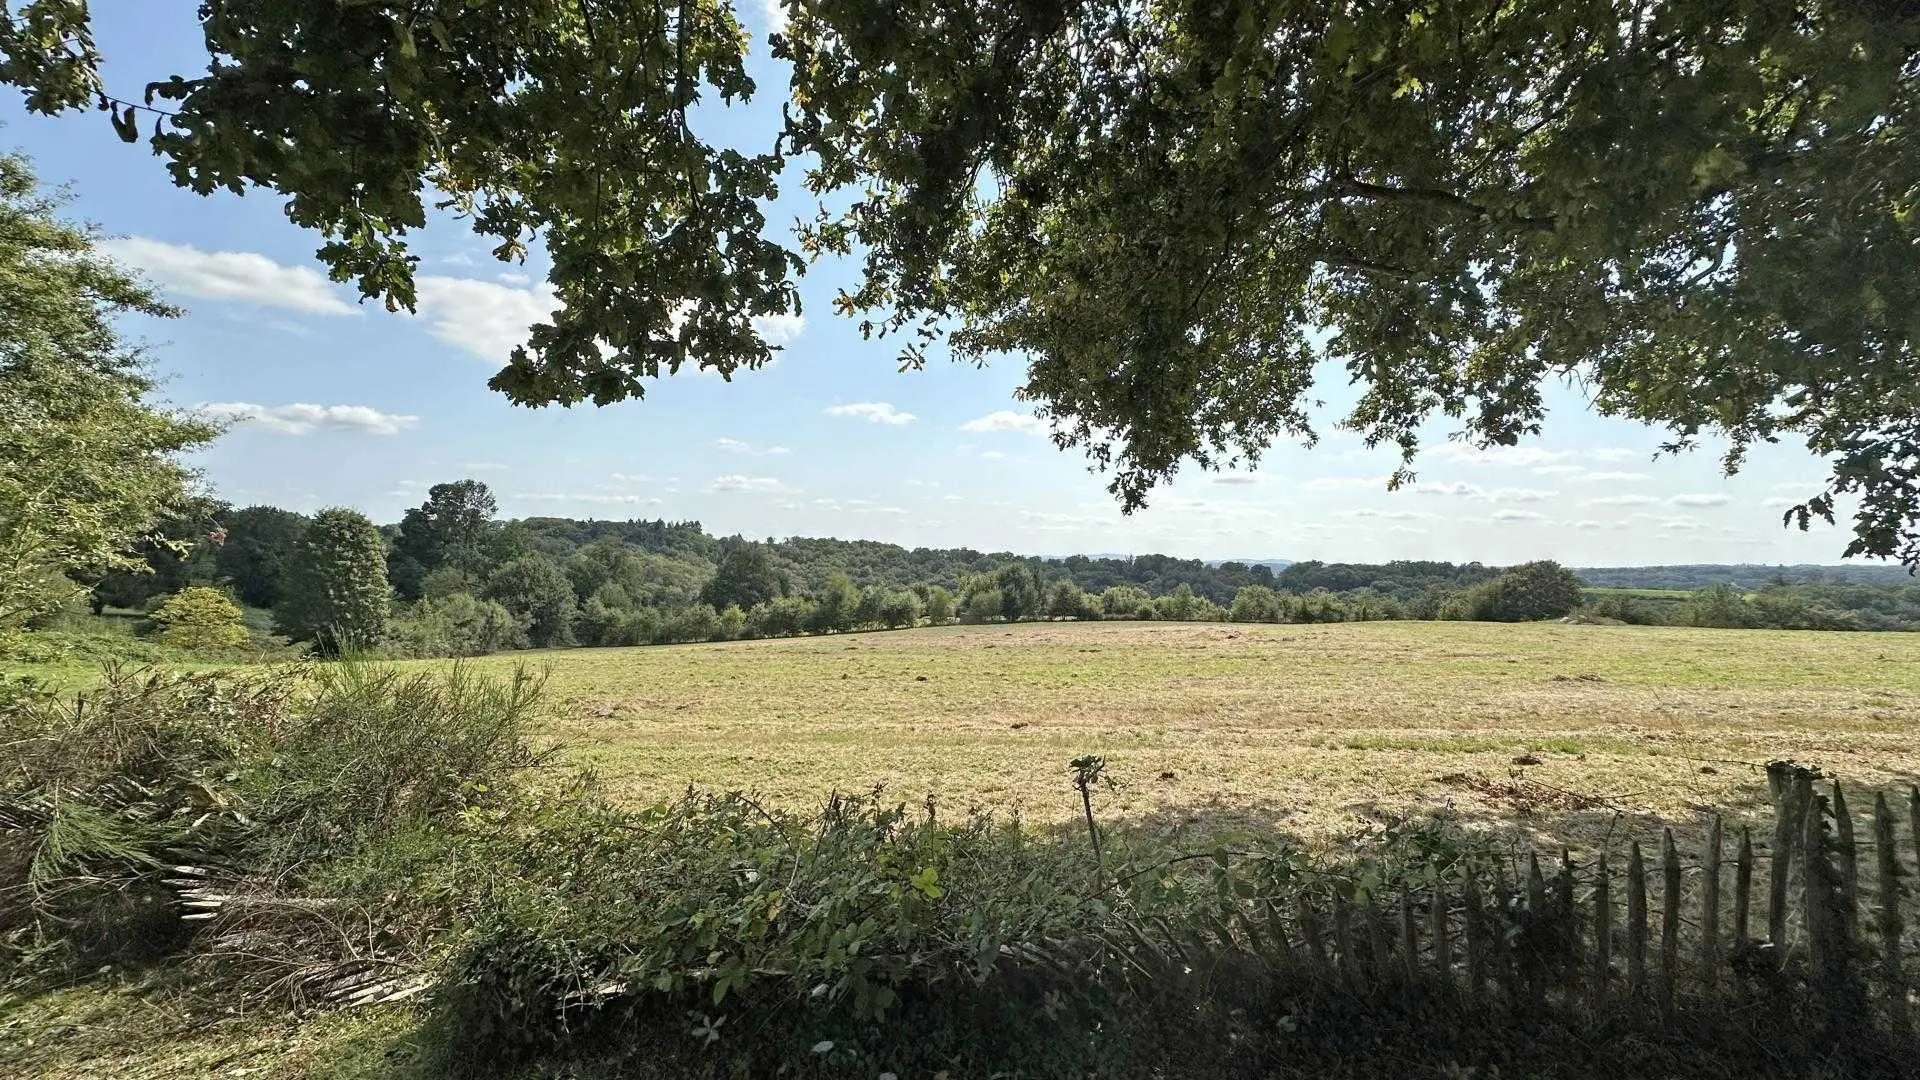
[0,149,217,633]
[391,480,498,600]
[877,589,922,629]
[385,592,525,658]
[148,586,247,650]
[1468,561,1587,623]
[1229,584,1283,623]
[9,7,1920,563]
[0,662,547,981]
[698,541,782,612]
[483,554,577,648]
[274,508,391,654]
[213,505,306,609]
[0,0,800,405]
[922,585,955,625]
[85,495,227,614]
[1681,583,1757,629]
[1102,585,1152,618]
[779,2,1920,566]
[960,586,1003,624]
[808,574,859,634]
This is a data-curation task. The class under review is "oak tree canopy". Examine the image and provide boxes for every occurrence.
[4,1,1916,560]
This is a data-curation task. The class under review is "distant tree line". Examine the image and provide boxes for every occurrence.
[53,478,1920,660]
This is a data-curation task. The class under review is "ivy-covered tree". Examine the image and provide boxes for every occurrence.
[275,508,391,654]
[0,148,217,632]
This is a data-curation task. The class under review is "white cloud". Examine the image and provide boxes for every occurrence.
[1658,519,1705,532]
[1212,475,1260,486]
[1488,488,1557,503]
[1770,479,1824,493]
[753,311,805,345]
[1761,497,1799,509]
[1429,444,1572,468]
[1407,483,1555,503]
[103,237,357,316]
[1343,509,1432,521]
[824,401,916,426]
[1586,495,1662,507]
[959,409,1046,434]
[980,450,1009,461]
[1583,471,1650,483]
[1492,509,1546,522]
[463,462,509,472]
[709,474,790,493]
[1590,447,1644,463]
[1669,494,1732,508]
[514,493,663,506]
[198,402,417,436]
[1410,481,1481,497]
[411,275,557,361]
[717,437,791,456]
[1303,475,1390,491]
[762,0,789,31]
[1532,464,1588,478]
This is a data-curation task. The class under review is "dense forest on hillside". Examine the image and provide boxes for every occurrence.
[46,480,1920,663]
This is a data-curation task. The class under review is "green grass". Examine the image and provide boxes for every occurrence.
[432,619,1920,851]
[9,618,1920,1078]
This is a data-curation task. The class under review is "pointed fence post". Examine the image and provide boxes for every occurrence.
[1702,816,1722,996]
[1833,781,1859,933]
[1431,879,1452,994]
[1628,840,1649,1002]
[1593,850,1612,1007]
[1802,787,1832,994]
[1769,764,1797,953]
[1400,889,1420,986]
[1734,828,1754,949]
[1332,890,1360,988]
[1557,849,1577,1005]
[1661,829,1682,1018]
[1873,792,1908,1030]
[1463,872,1486,998]
[1525,854,1548,1009]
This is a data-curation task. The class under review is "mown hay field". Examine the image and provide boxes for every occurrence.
[453,620,1920,851]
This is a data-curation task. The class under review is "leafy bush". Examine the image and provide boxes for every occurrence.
[1,662,547,990]
[385,592,527,657]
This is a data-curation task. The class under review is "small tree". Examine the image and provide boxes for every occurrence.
[149,587,248,650]
[275,508,391,654]
[1472,560,1586,622]
[879,589,922,629]
[483,554,577,647]
[922,585,955,625]
[961,587,1003,624]
[853,585,887,629]
[994,564,1041,622]
[809,575,860,633]
[1101,585,1150,617]
[1230,585,1283,623]
[1682,583,1755,629]
[699,541,782,612]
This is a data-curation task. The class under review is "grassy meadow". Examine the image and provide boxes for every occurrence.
[451,619,1920,851]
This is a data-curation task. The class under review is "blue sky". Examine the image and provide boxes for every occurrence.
[3,2,1860,565]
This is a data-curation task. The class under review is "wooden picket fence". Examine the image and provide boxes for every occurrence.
[1226,763,1918,1028]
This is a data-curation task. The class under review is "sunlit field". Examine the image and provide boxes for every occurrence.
[452,620,1920,850]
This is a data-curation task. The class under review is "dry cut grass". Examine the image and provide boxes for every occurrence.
[452,620,1920,852]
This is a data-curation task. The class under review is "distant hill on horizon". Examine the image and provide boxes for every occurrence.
[1572,563,1911,589]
